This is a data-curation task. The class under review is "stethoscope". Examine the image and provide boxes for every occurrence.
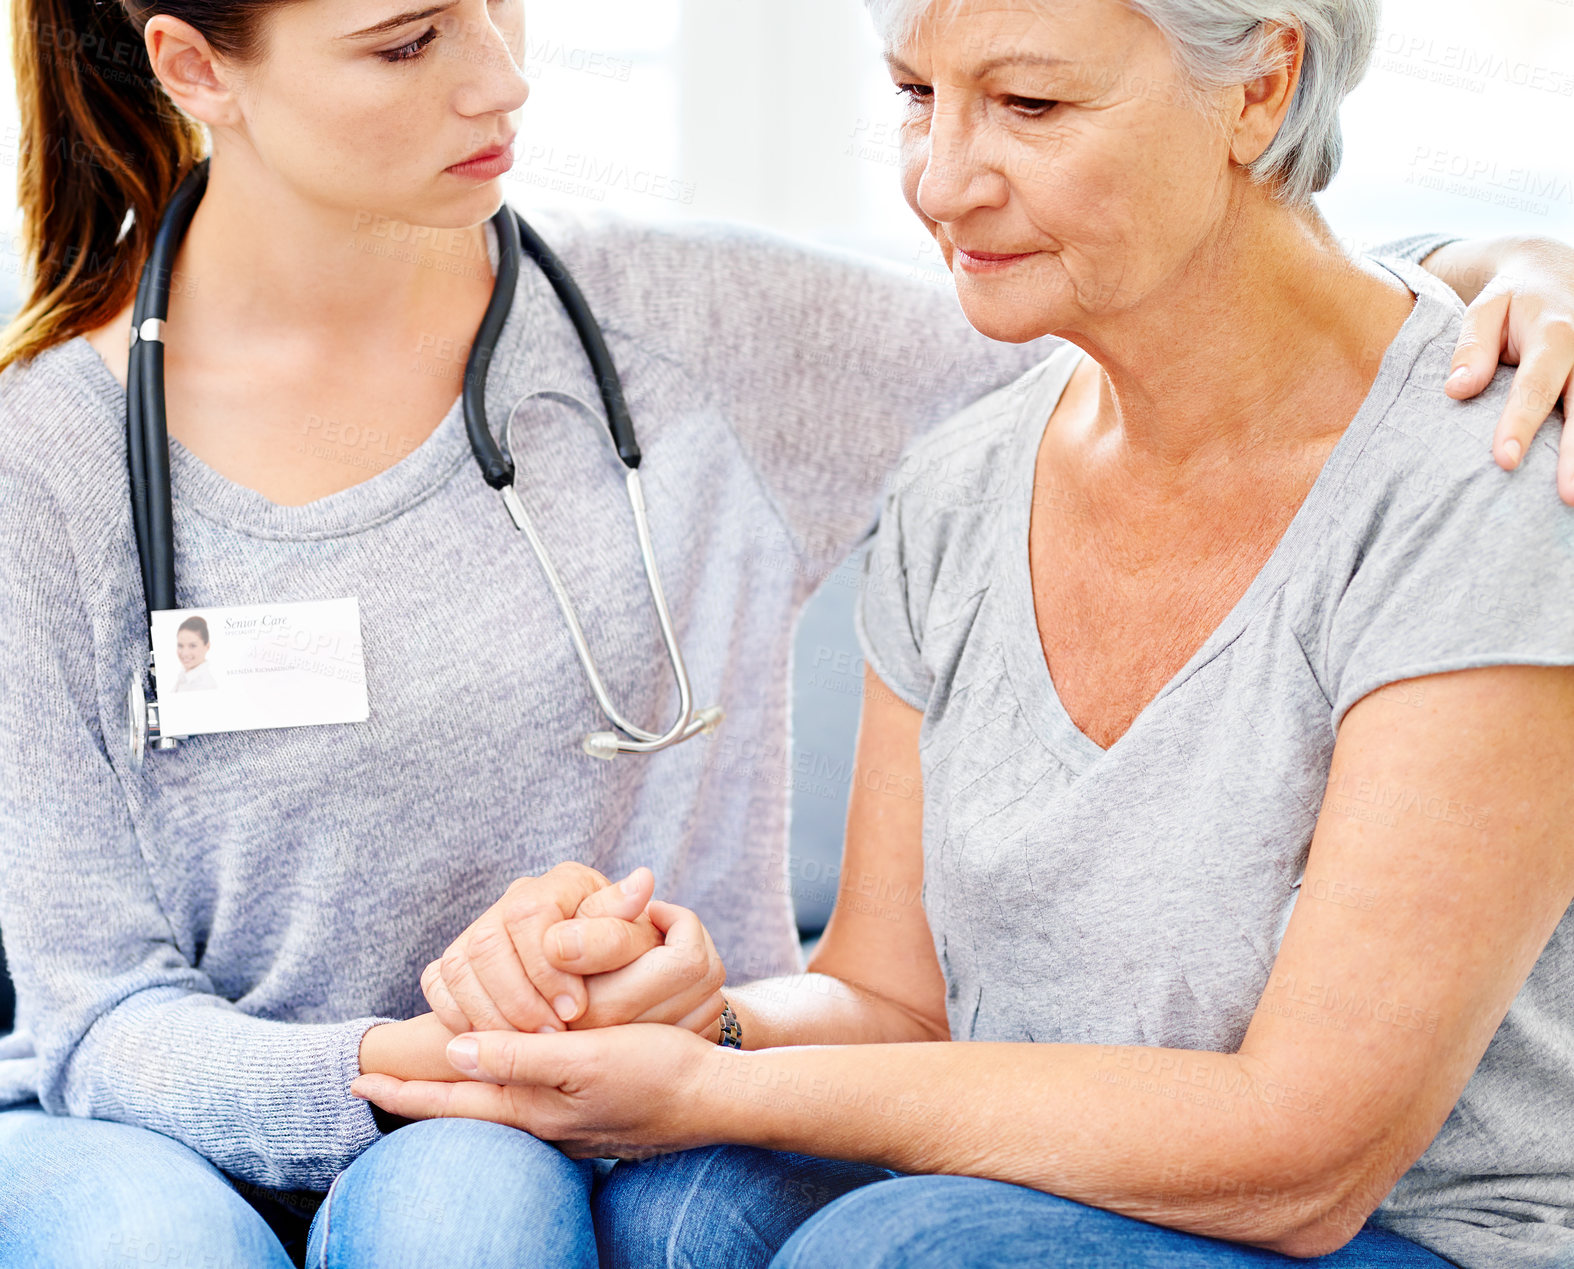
[125,158,722,768]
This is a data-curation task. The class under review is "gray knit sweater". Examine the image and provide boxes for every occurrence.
[0,216,1450,1192]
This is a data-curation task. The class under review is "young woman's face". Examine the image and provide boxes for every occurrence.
[887,0,1244,344]
[218,0,530,229]
[177,630,208,670]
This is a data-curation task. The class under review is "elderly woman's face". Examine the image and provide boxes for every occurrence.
[890,0,1241,343]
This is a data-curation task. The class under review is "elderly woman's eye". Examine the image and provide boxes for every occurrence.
[1004,96,1058,118]
[895,83,934,105]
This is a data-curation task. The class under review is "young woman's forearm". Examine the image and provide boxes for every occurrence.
[1421,235,1543,304]
[359,1012,469,1081]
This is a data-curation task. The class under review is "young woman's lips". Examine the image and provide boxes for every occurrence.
[955,247,1037,273]
[446,142,515,180]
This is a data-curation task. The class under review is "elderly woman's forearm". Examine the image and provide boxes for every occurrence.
[699,1038,1380,1257]
[727,972,944,1049]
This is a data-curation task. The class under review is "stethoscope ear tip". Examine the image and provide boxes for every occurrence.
[583,731,622,761]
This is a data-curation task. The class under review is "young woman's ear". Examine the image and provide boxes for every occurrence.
[144,14,246,128]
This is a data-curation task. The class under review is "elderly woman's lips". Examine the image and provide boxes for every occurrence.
[955,247,1036,270]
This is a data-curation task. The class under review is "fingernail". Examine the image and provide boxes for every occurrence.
[446,1036,479,1074]
[349,1079,368,1099]
[1503,438,1523,467]
[619,870,644,896]
[553,926,583,959]
[1448,366,1471,388]
[536,1024,560,1034]
[553,994,579,1021]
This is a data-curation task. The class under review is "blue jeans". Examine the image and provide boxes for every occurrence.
[771,1175,1461,1268]
[1,1104,1461,1268]
[304,1117,599,1268]
[303,1125,1459,1268]
[0,1102,296,1268]
[305,1134,887,1268]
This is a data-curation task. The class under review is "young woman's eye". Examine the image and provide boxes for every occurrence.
[895,83,934,106]
[1004,96,1058,118]
[379,26,440,63]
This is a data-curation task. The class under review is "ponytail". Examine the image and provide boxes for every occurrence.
[1,1,282,373]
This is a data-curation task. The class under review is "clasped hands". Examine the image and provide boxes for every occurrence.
[353,863,731,1157]
[421,862,726,1040]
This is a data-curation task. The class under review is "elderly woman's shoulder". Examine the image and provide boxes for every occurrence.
[884,351,1075,518]
[1359,302,1567,518]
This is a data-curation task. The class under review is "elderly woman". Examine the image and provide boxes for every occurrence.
[355,0,1574,1265]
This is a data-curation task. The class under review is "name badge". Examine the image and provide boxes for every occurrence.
[151,598,370,739]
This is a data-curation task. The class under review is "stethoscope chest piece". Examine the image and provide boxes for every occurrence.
[127,669,147,771]
[126,652,178,772]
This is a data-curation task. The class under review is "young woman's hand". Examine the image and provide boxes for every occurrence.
[357,1011,475,1082]
[421,863,661,1035]
[1431,236,1574,504]
[548,899,728,1039]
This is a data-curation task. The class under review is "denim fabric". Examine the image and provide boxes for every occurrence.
[303,1118,596,1269]
[0,1109,1474,1269]
[0,1102,295,1268]
[593,1145,897,1268]
[773,1175,1462,1269]
[300,1131,891,1269]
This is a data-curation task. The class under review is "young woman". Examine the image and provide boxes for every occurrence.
[0,0,1570,1266]
[353,2,1574,1269]
[173,615,219,691]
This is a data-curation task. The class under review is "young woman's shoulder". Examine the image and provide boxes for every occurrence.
[525,204,868,286]
[514,204,966,354]
[0,337,128,543]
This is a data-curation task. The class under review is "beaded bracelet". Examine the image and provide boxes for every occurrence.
[717,1000,743,1049]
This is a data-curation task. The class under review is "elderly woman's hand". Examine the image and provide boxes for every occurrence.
[421,862,661,1035]
[546,899,729,1039]
[352,1022,722,1160]
[1433,236,1574,504]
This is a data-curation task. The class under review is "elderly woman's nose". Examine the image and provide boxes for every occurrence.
[915,111,1008,223]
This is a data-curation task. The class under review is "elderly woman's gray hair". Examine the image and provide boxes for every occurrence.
[866,0,1380,207]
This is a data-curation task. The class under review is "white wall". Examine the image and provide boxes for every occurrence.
[508,0,1574,251]
[3,2,1570,299]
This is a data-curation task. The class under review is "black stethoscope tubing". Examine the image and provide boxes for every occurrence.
[126,157,641,628]
[125,158,721,764]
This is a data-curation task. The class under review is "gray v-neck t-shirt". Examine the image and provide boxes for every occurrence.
[855,258,1574,1269]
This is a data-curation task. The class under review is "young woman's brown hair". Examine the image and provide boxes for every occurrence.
[0,1,285,372]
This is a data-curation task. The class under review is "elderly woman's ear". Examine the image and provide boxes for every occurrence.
[1229,23,1303,173]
